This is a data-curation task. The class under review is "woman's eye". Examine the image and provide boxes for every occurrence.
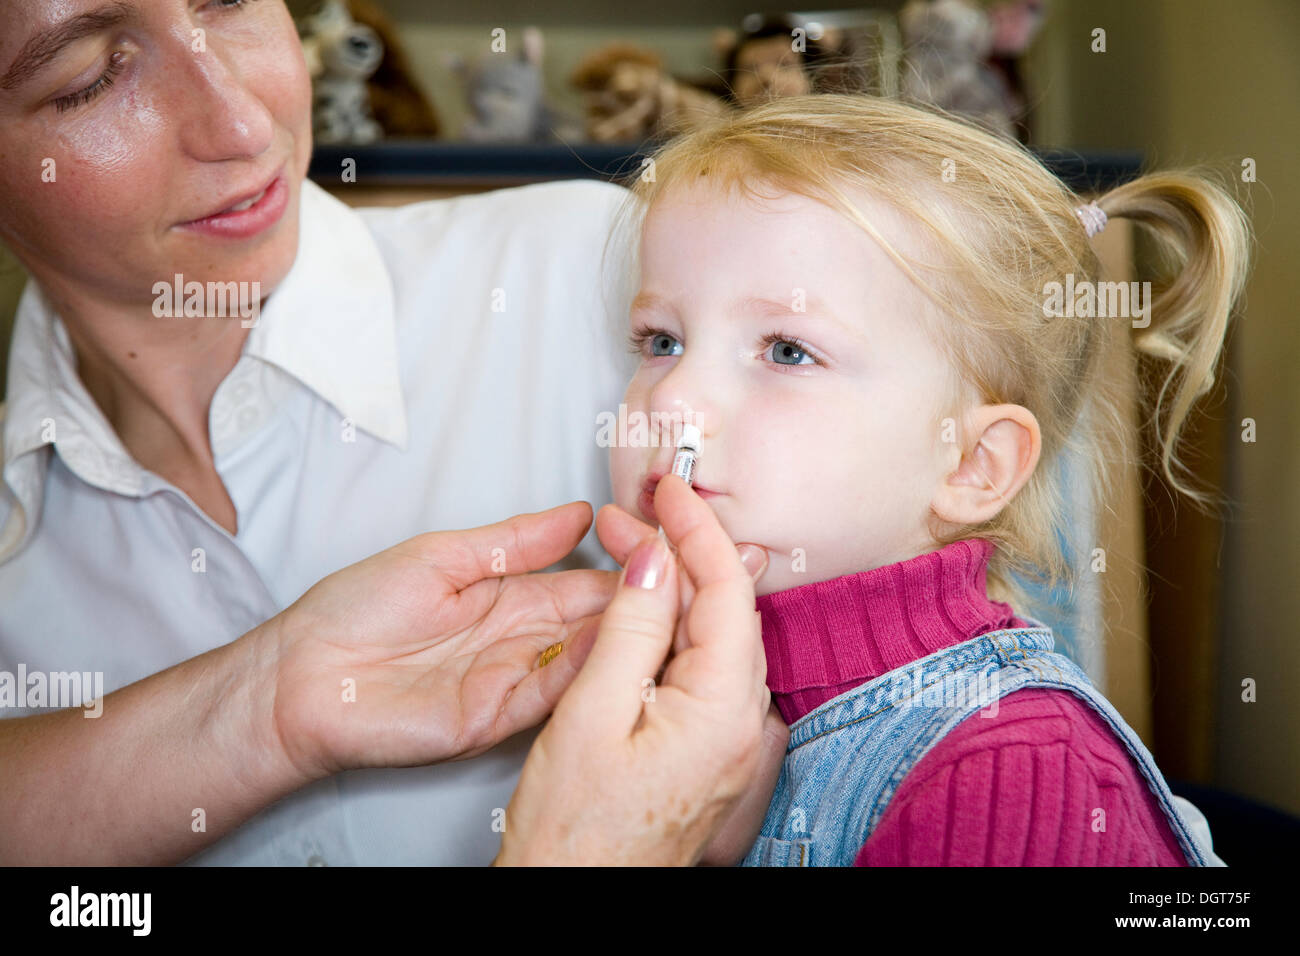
[52,51,126,113]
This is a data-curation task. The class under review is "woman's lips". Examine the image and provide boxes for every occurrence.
[176,170,289,240]
[637,477,722,525]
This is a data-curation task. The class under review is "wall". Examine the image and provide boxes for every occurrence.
[1025,0,1300,815]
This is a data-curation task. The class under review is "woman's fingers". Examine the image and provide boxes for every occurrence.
[596,503,769,582]
[560,533,680,736]
[653,475,767,704]
[597,502,768,635]
[535,567,620,626]
[408,501,594,592]
[594,502,656,565]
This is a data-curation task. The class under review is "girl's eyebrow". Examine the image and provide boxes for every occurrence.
[631,291,852,333]
[739,294,846,330]
[629,291,676,316]
[1,1,132,92]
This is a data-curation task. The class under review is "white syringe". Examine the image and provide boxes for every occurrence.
[656,423,701,539]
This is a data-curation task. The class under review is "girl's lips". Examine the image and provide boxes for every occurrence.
[637,489,659,525]
[176,171,289,240]
[637,477,722,525]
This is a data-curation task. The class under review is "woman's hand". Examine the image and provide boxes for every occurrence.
[697,701,789,866]
[494,474,774,866]
[589,499,790,867]
[263,501,620,784]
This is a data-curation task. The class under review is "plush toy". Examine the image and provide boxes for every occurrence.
[712,15,903,108]
[298,0,384,144]
[985,0,1048,142]
[569,44,731,144]
[715,16,832,108]
[297,0,439,142]
[446,28,579,142]
[345,0,440,138]
[899,0,1046,140]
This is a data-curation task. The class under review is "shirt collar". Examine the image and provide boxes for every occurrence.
[244,178,407,451]
[0,177,407,562]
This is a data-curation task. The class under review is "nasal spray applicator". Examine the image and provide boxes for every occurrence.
[657,423,701,541]
[539,426,701,670]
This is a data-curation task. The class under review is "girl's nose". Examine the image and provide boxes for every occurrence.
[648,374,714,449]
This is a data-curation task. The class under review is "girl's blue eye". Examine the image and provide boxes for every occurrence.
[649,333,682,357]
[768,339,814,366]
[628,326,821,367]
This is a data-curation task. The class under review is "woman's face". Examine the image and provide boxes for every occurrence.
[0,0,312,310]
[610,180,963,595]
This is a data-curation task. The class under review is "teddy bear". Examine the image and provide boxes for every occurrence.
[569,44,731,144]
[345,0,440,138]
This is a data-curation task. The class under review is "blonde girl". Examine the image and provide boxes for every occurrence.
[607,93,1250,866]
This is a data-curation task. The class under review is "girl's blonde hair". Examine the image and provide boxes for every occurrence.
[616,93,1252,620]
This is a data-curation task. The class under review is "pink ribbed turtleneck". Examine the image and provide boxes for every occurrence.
[757,538,1024,724]
[755,538,1186,866]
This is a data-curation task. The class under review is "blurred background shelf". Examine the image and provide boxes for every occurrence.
[309,141,1145,191]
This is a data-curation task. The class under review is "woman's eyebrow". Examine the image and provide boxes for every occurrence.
[1,1,132,92]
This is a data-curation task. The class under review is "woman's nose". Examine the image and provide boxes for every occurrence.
[172,42,275,162]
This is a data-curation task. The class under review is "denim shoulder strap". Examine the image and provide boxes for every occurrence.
[745,626,1218,866]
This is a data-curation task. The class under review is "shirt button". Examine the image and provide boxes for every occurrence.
[307,854,328,867]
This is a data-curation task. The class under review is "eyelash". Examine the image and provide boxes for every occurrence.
[51,0,253,114]
[54,51,125,113]
[626,325,825,367]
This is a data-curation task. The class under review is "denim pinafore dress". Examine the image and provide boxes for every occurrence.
[742,623,1223,866]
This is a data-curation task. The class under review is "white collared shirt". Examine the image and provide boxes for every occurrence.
[0,177,638,865]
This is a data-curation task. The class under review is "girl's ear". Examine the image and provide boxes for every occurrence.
[931,404,1041,527]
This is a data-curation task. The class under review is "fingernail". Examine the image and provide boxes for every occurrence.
[625,535,669,590]
[736,544,768,580]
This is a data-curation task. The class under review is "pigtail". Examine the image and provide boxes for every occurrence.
[1096,169,1253,506]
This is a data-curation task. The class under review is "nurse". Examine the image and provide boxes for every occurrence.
[0,0,776,865]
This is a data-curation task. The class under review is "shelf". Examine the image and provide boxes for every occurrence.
[309,141,1144,194]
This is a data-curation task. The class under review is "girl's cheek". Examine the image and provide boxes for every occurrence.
[608,447,640,511]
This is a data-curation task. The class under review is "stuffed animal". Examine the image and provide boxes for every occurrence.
[985,0,1048,142]
[298,0,384,144]
[899,0,1044,140]
[346,0,440,138]
[570,44,731,143]
[297,0,440,142]
[446,28,579,142]
[715,16,827,108]
[715,13,909,107]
